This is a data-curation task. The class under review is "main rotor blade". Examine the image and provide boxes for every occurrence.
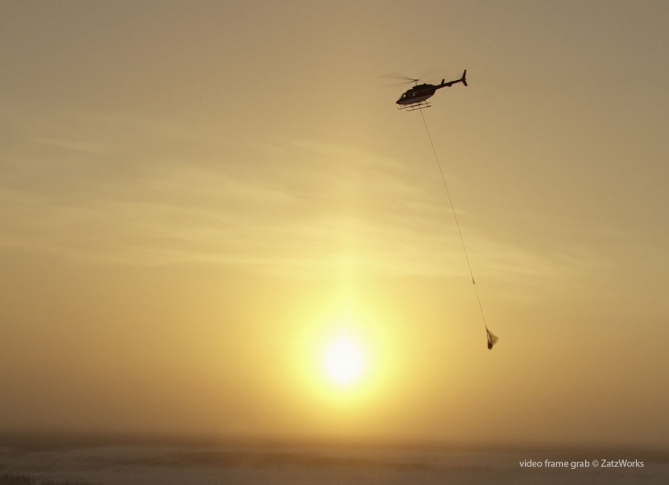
[386,79,419,87]
[379,72,419,82]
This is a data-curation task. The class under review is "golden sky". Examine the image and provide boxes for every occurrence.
[1,0,668,447]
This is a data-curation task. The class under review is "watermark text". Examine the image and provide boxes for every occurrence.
[519,458,644,470]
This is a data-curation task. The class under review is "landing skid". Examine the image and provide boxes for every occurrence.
[398,101,431,112]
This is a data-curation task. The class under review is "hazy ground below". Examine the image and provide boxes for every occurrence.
[0,434,667,485]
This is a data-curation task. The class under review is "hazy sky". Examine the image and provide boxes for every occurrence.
[2,0,669,447]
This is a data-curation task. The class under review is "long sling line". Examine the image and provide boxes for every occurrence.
[419,109,496,348]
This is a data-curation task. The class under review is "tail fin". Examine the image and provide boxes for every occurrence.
[461,69,468,87]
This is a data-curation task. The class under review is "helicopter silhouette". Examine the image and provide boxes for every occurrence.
[396,69,467,111]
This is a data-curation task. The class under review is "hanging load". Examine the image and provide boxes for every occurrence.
[486,328,499,350]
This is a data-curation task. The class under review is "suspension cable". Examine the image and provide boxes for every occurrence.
[419,109,489,332]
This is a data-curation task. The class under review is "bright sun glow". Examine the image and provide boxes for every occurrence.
[323,336,366,386]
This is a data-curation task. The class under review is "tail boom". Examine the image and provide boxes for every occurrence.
[437,69,468,88]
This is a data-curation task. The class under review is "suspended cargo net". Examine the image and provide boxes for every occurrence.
[486,328,499,350]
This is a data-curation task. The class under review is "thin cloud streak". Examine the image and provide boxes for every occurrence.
[0,109,570,280]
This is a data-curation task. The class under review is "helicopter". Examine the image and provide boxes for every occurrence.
[396,69,467,110]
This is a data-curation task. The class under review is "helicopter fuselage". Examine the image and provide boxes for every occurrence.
[396,83,441,106]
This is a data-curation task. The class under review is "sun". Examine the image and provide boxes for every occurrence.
[322,335,366,386]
